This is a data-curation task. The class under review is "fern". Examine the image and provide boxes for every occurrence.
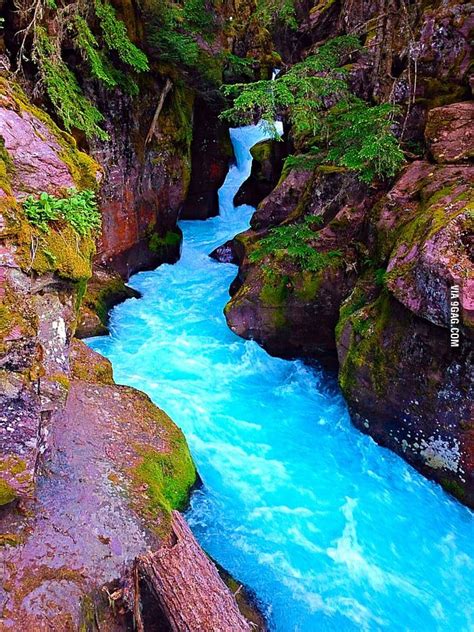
[249,216,341,272]
[35,28,108,140]
[94,0,149,72]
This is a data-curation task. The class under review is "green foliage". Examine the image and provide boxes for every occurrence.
[149,230,181,253]
[325,99,405,183]
[74,16,117,88]
[30,2,149,138]
[74,16,139,95]
[94,0,149,72]
[374,268,387,286]
[146,0,216,72]
[224,53,256,80]
[150,29,200,66]
[283,149,321,172]
[249,215,342,272]
[221,36,359,136]
[35,28,108,140]
[254,0,298,29]
[183,0,215,34]
[222,35,405,183]
[23,189,101,236]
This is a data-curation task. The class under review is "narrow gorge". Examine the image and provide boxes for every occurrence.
[0,1,473,630]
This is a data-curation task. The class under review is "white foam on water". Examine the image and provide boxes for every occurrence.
[88,122,474,632]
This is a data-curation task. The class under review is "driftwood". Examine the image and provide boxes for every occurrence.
[136,511,252,632]
[145,78,173,146]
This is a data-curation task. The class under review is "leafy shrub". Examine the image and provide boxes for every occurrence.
[23,189,101,236]
[249,216,342,272]
[325,99,405,183]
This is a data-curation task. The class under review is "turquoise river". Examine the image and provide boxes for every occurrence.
[88,122,474,632]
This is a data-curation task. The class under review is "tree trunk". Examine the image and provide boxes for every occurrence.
[136,511,252,632]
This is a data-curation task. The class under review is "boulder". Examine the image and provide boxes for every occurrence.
[225,167,380,360]
[209,239,240,264]
[249,167,314,230]
[374,161,474,329]
[76,266,141,339]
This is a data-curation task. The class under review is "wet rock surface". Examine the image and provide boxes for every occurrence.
[76,266,141,339]
[181,97,233,220]
[90,81,191,279]
[337,291,474,507]
[225,167,380,361]
[234,139,286,209]
[209,239,240,264]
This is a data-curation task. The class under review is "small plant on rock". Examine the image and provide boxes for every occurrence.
[23,189,101,236]
[249,215,342,272]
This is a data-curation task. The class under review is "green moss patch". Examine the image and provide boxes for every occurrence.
[337,290,398,396]
[149,230,181,254]
[129,407,196,536]
[0,136,15,196]
[0,479,17,506]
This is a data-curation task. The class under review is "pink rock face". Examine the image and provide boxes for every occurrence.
[0,106,75,197]
[381,163,474,328]
[0,345,164,628]
[425,102,474,163]
[417,3,473,82]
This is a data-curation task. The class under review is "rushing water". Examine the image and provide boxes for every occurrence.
[88,122,474,632]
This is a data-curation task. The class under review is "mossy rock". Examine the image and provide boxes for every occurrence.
[0,135,15,196]
[250,140,273,164]
[149,229,181,254]
[337,289,395,396]
[0,78,101,192]
[127,396,197,537]
[0,478,17,506]
[16,220,95,282]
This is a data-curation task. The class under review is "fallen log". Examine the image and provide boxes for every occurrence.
[136,511,252,632]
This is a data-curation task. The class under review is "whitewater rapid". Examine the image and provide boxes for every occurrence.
[88,122,474,631]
